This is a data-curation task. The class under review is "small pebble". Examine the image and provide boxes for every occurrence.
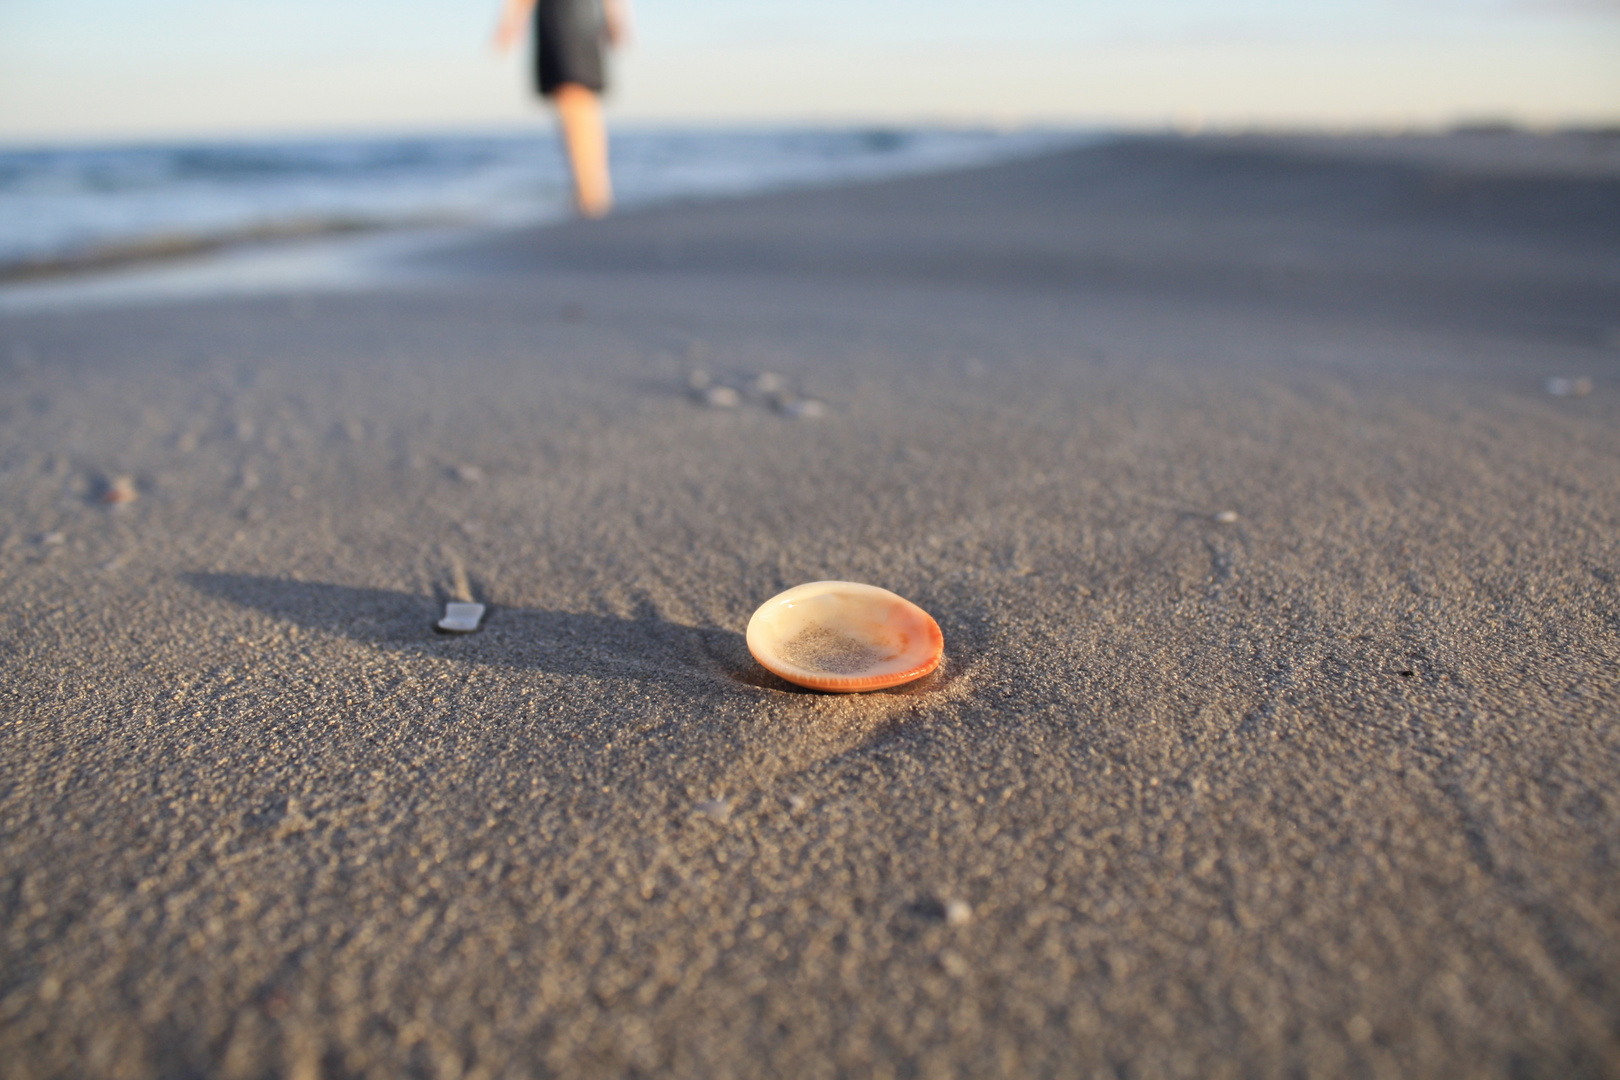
[944,898,973,927]
[100,476,138,504]
[453,464,485,484]
[777,397,827,419]
[1545,376,1594,397]
[1213,510,1239,524]
[686,369,712,391]
[37,531,66,546]
[703,386,742,409]
[938,950,970,977]
[694,798,731,822]
[753,372,786,395]
[436,602,485,634]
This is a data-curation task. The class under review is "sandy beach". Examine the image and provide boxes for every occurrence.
[2,133,1618,1078]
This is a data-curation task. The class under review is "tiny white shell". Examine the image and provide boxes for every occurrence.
[746,581,944,692]
[437,602,485,633]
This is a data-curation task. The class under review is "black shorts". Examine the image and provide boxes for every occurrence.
[535,0,607,96]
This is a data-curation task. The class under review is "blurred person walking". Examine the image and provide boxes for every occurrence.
[493,0,627,218]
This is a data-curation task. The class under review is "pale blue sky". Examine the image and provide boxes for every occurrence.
[1,0,1616,141]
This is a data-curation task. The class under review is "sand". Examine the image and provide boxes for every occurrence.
[1,134,1617,1079]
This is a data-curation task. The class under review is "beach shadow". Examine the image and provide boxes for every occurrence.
[181,573,947,699]
[183,573,964,806]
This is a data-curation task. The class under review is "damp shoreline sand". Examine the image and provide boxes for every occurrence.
[1,133,1618,1078]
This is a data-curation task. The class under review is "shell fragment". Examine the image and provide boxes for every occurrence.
[437,602,485,634]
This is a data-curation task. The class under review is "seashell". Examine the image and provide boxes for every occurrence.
[746,581,943,692]
[100,476,138,504]
[436,602,485,634]
[775,396,826,419]
[703,385,741,409]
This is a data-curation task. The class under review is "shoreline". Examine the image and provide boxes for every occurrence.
[5,126,1615,310]
[0,215,435,285]
[0,124,1098,300]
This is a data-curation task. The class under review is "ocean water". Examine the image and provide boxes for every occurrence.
[0,126,1093,273]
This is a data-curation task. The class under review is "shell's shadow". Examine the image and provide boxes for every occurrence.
[180,573,946,698]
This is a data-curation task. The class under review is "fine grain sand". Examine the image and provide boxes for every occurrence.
[1,134,1618,1079]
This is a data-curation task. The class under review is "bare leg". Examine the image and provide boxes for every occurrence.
[552,82,612,218]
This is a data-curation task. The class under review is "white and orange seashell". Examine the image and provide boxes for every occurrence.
[746,581,944,692]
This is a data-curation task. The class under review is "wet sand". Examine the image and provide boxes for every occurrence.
[1,134,1618,1078]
